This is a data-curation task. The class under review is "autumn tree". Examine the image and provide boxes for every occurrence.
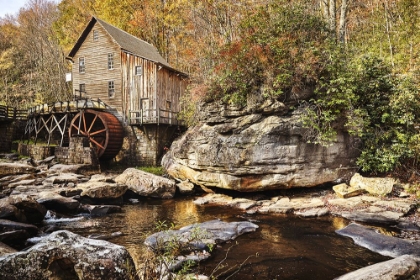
[206,1,331,105]
[0,16,21,106]
[17,0,71,105]
[53,0,96,53]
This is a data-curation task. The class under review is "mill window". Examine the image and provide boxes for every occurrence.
[79,57,85,73]
[108,53,114,70]
[135,65,142,75]
[79,83,85,93]
[108,81,115,98]
[93,30,99,41]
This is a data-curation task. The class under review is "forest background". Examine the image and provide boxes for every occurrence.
[1,0,420,178]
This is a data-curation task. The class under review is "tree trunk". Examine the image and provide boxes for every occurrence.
[383,2,395,68]
[338,0,348,44]
[320,0,329,21]
[329,0,336,35]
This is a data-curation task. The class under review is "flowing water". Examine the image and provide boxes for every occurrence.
[44,196,390,279]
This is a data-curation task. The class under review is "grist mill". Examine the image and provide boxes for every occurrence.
[1,17,188,167]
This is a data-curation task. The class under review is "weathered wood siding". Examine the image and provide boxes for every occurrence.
[156,68,188,115]
[121,52,157,119]
[71,23,123,113]
[122,51,188,122]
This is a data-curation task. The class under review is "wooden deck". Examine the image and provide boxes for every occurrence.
[128,108,183,126]
[27,98,110,116]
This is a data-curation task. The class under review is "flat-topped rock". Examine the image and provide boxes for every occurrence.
[193,193,233,205]
[341,210,404,225]
[373,200,416,214]
[336,223,420,258]
[145,219,259,251]
[259,197,325,214]
[0,163,36,179]
[328,196,381,210]
[115,168,176,199]
[77,181,127,200]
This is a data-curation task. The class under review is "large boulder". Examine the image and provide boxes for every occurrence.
[114,168,176,199]
[162,101,360,192]
[0,230,138,280]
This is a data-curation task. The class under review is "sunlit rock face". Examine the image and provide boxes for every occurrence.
[162,99,360,192]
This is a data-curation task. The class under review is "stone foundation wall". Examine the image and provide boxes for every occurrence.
[0,123,14,153]
[0,121,25,153]
[18,143,55,160]
[55,137,99,165]
[117,125,182,166]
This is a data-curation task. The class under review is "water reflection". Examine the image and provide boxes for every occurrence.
[49,197,391,279]
[331,216,349,230]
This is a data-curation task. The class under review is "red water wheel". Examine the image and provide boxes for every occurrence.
[69,109,124,160]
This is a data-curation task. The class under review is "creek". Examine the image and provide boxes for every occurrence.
[45,196,390,280]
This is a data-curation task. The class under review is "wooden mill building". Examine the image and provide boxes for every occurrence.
[65,17,188,165]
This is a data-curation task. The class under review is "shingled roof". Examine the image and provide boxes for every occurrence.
[67,17,172,69]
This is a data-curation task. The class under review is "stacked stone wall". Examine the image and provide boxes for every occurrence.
[117,125,181,166]
[0,123,14,152]
[55,137,99,165]
[18,143,55,160]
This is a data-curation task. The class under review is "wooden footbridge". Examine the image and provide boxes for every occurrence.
[23,98,125,160]
[0,105,27,122]
[2,97,184,161]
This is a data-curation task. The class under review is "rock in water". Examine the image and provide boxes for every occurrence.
[0,230,138,280]
[336,223,420,258]
[162,102,360,192]
[114,168,176,198]
[144,219,259,251]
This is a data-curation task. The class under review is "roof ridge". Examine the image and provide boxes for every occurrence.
[94,17,156,49]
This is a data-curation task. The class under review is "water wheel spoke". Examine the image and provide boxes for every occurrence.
[90,137,105,151]
[82,112,87,133]
[90,128,107,136]
[71,122,87,136]
[87,114,98,133]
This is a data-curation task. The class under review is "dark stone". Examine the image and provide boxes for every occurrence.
[340,211,400,225]
[37,194,80,213]
[83,204,122,217]
[336,223,420,258]
[0,219,38,236]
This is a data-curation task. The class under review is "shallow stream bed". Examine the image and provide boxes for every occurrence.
[46,197,391,279]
